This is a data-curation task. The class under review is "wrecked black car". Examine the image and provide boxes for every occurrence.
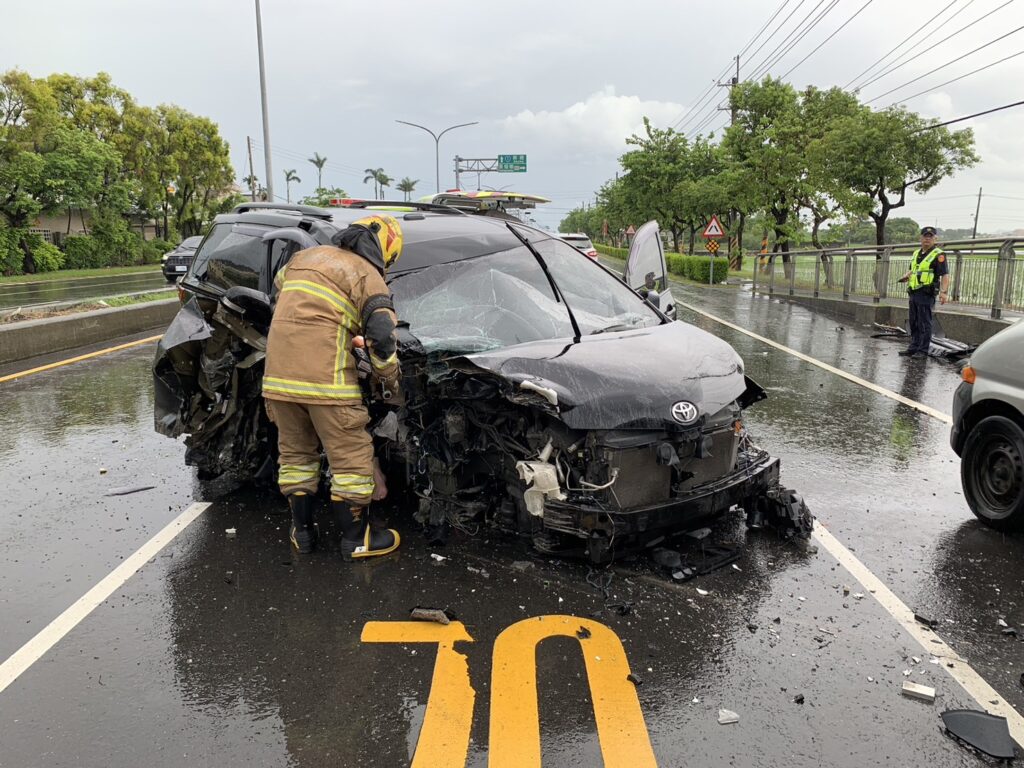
[154,201,810,562]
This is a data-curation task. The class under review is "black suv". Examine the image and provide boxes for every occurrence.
[154,202,809,562]
[161,236,204,283]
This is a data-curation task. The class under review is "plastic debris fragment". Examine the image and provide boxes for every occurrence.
[718,709,739,725]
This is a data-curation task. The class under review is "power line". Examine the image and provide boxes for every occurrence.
[888,50,1024,105]
[739,0,794,59]
[843,0,958,89]
[914,99,1024,130]
[673,71,733,130]
[747,0,840,81]
[744,0,810,72]
[858,0,1001,91]
[781,0,876,79]
[871,36,1024,105]
[669,63,733,129]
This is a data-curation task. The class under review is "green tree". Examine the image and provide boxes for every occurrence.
[363,168,382,199]
[396,177,419,201]
[308,152,327,190]
[298,186,349,207]
[809,106,977,245]
[283,169,300,203]
[377,172,393,199]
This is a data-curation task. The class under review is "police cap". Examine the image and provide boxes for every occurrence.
[920,226,937,237]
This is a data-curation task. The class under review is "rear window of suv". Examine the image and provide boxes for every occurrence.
[188,223,272,291]
[563,235,594,251]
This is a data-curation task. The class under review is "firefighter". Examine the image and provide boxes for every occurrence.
[898,225,950,358]
[263,215,403,561]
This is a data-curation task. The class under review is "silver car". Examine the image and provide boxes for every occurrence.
[951,319,1024,530]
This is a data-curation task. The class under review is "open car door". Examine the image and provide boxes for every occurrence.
[623,220,675,319]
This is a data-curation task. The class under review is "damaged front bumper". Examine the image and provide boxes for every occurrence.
[538,448,785,562]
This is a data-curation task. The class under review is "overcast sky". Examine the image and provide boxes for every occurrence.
[5,0,1023,233]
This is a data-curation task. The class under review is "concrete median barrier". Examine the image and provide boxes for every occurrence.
[0,299,178,365]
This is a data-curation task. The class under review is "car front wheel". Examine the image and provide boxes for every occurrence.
[961,415,1024,531]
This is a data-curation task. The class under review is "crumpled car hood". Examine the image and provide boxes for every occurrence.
[458,321,747,430]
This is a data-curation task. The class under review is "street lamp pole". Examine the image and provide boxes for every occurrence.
[395,120,479,193]
[254,0,274,199]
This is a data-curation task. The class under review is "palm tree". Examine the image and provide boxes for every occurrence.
[397,177,419,202]
[283,169,300,203]
[363,167,385,199]
[308,152,327,190]
[377,172,393,200]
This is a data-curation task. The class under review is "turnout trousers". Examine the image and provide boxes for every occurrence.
[264,399,374,506]
[907,291,935,354]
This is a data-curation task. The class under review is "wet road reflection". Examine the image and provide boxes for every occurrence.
[1,282,1022,765]
[0,270,167,310]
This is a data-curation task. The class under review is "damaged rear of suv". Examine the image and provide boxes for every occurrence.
[154,202,811,562]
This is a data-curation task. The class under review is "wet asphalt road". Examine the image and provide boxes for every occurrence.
[0,270,168,310]
[1,283,1022,767]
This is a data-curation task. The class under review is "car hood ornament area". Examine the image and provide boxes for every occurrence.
[671,401,699,425]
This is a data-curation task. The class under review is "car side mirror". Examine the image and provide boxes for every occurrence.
[644,289,661,309]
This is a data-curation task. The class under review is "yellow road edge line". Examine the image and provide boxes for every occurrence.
[676,300,954,425]
[0,502,211,695]
[0,335,163,384]
[814,521,1024,742]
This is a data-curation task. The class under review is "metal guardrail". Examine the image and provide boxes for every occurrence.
[751,237,1023,319]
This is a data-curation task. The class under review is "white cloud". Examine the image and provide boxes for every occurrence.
[498,86,686,160]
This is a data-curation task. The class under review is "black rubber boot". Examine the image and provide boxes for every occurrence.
[289,494,318,554]
[333,501,400,561]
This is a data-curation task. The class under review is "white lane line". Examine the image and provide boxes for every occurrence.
[0,502,210,695]
[675,300,954,425]
[814,522,1024,743]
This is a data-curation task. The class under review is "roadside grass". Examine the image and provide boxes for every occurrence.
[0,265,160,285]
[0,290,176,324]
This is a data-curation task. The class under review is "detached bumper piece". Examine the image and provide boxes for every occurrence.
[542,450,795,563]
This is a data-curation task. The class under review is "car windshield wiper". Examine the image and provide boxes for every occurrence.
[590,323,636,335]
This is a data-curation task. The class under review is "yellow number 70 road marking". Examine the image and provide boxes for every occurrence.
[362,615,657,768]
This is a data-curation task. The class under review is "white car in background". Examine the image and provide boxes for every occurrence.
[561,233,598,259]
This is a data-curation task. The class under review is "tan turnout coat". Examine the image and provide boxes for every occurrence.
[263,245,398,405]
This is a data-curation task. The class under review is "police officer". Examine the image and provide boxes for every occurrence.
[898,225,950,358]
[263,214,404,561]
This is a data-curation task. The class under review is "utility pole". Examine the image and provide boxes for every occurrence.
[254,0,274,199]
[246,136,257,202]
[717,55,741,264]
[971,187,982,238]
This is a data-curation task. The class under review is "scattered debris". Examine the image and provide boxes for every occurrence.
[466,565,490,578]
[718,709,740,725]
[871,321,976,361]
[747,623,758,634]
[685,527,712,540]
[867,677,874,683]
[99,468,108,475]
[606,602,634,617]
[998,619,1009,628]
[626,673,642,686]
[842,585,850,596]
[912,656,921,664]
[691,697,700,704]
[651,543,740,581]
[903,670,912,677]
[696,588,710,596]
[914,613,939,628]
[510,560,535,572]
[797,596,806,602]
[223,571,234,584]
[852,593,864,600]
[1001,627,1018,637]
[772,617,781,624]
[901,681,936,703]
[941,710,1018,760]
[793,694,805,704]
[225,527,237,537]
[104,485,156,496]
[410,607,454,625]
[731,563,742,572]
[430,553,447,563]
[817,627,835,636]
[576,626,592,640]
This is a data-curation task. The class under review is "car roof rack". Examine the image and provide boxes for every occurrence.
[328,199,464,215]
[231,201,334,219]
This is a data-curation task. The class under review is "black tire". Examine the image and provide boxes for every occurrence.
[165,275,178,284]
[961,415,1024,531]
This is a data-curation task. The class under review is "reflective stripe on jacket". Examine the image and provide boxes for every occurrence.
[908,247,942,291]
[263,245,398,405]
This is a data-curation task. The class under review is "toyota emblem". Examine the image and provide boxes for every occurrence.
[671,401,699,424]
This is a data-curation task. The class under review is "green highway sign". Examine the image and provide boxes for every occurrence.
[497,154,527,172]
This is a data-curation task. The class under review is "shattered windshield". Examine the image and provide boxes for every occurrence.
[390,242,662,354]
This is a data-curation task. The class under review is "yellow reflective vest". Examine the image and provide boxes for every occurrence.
[908,247,943,292]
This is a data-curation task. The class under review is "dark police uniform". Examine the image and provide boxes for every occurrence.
[905,233,948,356]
